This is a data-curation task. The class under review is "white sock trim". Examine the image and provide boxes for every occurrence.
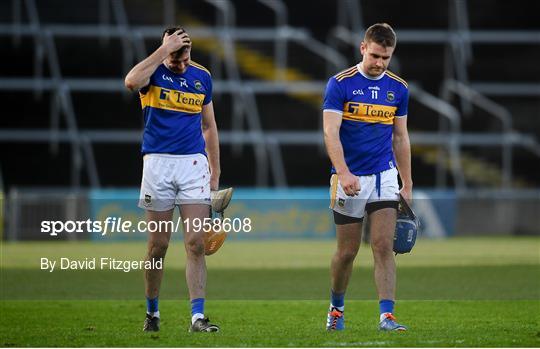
[191,313,204,324]
[147,310,160,318]
[329,303,344,312]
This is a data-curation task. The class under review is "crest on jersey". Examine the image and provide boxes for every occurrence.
[386,91,395,102]
[194,80,203,91]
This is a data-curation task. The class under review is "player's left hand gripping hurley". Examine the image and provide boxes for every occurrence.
[204,187,234,256]
[393,194,420,254]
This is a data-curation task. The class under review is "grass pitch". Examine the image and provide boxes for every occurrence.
[1,237,539,347]
[1,300,538,347]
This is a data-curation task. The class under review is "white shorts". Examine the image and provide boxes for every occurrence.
[138,153,211,211]
[329,167,400,219]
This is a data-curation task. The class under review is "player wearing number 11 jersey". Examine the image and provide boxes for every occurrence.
[322,23,413,332]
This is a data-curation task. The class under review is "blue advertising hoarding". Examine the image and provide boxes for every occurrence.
[89,188,455,240]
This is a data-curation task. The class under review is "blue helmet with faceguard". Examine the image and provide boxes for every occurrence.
[393,194,420,254]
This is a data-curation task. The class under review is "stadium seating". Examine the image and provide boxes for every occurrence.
[0,0,538,189]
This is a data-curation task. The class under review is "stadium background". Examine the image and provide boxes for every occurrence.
[0,0,539,347]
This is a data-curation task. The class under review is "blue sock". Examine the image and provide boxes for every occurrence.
[330,290,345,308]
[379,299,394,315]
[191,298,205,316]
[146,296,158,314]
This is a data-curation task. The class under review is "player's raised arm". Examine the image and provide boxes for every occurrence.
[124,29,191,91]
[323,111,359,196]
[202,101,221,191]
[393,116,413,202]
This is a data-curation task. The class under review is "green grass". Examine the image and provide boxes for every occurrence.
[1,237,539,346]
[1,265,539,300]
[1,300,539,347]
[2,237,539,269]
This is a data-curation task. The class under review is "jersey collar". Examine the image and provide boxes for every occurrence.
[357,63,385,81]
[163,63,189,76]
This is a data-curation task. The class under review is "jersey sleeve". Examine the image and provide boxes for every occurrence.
[139,69,159,95]
[322,77,346,115]
[203,74,213,105]
[395,86,409,117]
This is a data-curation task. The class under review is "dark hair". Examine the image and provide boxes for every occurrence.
[364,23,396,48]
[162,26,190,56]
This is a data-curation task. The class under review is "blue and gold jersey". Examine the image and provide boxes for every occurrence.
[139,61,212,155]
[323,64,409,176]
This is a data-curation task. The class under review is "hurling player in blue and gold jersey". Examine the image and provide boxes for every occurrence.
[323,23,412,332]
[125,27,220,333]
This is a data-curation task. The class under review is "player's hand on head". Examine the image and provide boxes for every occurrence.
[338,171,360,197]
[178,31,191,47]
[163,29,191,54]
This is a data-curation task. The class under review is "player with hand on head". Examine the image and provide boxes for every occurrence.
[322,23,412,332]
[125,26,221,333]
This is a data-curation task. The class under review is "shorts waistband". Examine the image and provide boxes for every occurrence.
[143,153,205,160]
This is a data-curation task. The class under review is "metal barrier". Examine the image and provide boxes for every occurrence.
[6,188,89,241]
[330,0,540,189]
[1,0,348,188]
[2,0,539,189]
